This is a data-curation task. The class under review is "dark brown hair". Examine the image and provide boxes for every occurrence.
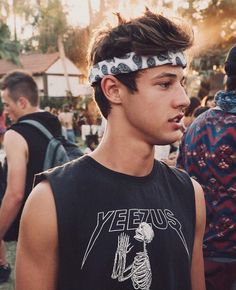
[184,97,201,117]
[0,70,39,106]
[88,10,194,118]
[226,76,236,91]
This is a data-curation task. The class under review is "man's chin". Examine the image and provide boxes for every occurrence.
[156,137,181,146]
[170,131,183,143]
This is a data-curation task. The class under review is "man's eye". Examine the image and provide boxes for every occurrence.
[159,82,171,88]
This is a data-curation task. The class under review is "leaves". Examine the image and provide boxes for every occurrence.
[0,21,20,64]
[0,0,235,72]
[36,0,69,53]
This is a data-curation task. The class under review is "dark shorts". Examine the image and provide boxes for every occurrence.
[204,259,236,290]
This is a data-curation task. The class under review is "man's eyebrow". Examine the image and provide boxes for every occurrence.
[151,73,178,80]
[151,73,186,82]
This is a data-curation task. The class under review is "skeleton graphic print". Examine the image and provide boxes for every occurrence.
[111,222,154,290]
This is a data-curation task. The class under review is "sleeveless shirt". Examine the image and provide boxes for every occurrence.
[5,111,61,241]
[42,155,196,290]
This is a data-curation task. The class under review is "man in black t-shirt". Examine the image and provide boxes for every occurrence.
[16,10,206,290]
[0,70,62,283]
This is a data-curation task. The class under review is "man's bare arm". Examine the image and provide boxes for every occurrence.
[16,180,58,290]
[191,178,206,290]
[0,130,28,240]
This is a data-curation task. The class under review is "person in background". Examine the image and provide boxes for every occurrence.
[164,105,210,167]
[16,10,206,290]
[83,134,99,154]
[160,97,201,166]
[50,107,58,116]
[58,103,76,143]
[158,141,180,166]
[193,106,209,118]
[0,70,63,283]
[97,116,107,142]
[0,105,6,149]
[177,45,236,290]
[44,106,50,112]
[203,95,215,108]
[181,96,201,130]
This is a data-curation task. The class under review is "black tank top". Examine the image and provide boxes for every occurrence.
[42,155,195,290]
[5,112,61,241]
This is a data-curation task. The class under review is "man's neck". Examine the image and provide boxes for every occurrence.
[25,107,41,115]
[90,132,155,177]
[18,107,42,120]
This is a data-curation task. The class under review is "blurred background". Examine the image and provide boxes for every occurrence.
[1,2,235,288]
[0,0,235,141]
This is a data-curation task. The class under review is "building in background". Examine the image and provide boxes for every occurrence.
[0,52,92,98]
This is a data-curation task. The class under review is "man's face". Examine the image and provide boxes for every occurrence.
[1,89,22,122]
[118,64,190,145]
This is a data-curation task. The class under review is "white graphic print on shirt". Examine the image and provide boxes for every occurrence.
[81,208,190,271]
[111,222,154,290]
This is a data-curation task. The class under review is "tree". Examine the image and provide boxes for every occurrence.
[37,0,72,94]
[188,0,236,71]
[0,20,20,64]
[10,0,37,41]
[0,0,10,22]
[36,0,68,53]
[65,26,90,75]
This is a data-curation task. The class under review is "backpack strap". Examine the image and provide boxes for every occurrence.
[19,119,54,140]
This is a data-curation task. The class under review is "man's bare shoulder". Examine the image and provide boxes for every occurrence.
[20,180,57,246]
[4,129,28,153]
[23,180,55,219]
[189,178,206,290]
[16,180,58,290]
[4,129,25,144]
[191,178,205,202]
[190,178,206,229]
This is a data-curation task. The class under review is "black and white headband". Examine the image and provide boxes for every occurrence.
[89,51,187,85]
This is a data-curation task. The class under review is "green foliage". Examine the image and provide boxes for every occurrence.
[64,27,90,74]
[37,0,69,53]
[177,0,236,71]
[0,20,20,64]
[19,0,69,53]
[12,0,36,21]
[40,95,81,111]
[1,0,235,80]
[0,0,9,21]
[40,95,67,110]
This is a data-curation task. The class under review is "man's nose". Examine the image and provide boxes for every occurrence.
[173,85,190,109]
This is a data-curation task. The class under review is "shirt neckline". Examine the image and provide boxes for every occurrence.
[84,155,158,184]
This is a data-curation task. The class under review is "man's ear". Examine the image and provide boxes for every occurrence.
[101,75,122,104]
[17,96,28,109]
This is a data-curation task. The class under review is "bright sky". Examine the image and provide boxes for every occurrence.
[7,0,212,40]
[65,0,100,27]
[64,0,192,27]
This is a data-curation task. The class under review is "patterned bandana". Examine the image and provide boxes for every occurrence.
[214,90,236,114]
[89,51,187,85]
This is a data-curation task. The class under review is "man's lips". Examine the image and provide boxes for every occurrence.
[168,113,184,123]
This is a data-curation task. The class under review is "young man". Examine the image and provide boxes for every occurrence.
[177,45,236,290]
[58,103,76,143]
[16,11,206,290]
[0,70,63,282]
